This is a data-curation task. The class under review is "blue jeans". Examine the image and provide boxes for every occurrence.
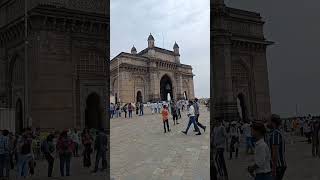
[129,110,132,118]
[185,116,199,133]
[18,154,32,177]
[59,154,71,176]
[0,154,10,177]
[246,137,254,149]
[255,172,272,180]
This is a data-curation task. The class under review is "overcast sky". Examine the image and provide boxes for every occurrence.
[111,0,210,98]
[226,0,320,117]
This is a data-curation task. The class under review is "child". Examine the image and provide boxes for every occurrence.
[248,123,272,180]
[162,105,170,133]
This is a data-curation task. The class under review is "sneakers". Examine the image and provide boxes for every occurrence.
[182,131,187,135]
[196,133,201,135]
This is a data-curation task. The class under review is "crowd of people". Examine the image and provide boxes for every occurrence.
[212,113,320,180]
[0,127,108,179]
[109,100,190,120]
[213,115,287,180]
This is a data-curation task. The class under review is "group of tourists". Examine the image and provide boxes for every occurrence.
[0,127,108,179]
[158,98,206,135]
[110,102,145,119]
[213,114,287,180]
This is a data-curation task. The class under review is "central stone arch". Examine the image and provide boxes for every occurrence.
[85,92,102,129]
[160,74,173,101]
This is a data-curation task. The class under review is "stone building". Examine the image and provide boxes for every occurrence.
[212,0,273,122]
[110,34,195,104]
[0,0,109,132]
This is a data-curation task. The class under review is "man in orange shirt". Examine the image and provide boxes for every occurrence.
[162,105,171,133]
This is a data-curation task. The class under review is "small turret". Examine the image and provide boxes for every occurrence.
[173,41,179,55]
[131,45,137,54]
[148,33,155,48]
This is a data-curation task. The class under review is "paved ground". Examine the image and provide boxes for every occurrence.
[110,106,210,180]
[226,133,320,180]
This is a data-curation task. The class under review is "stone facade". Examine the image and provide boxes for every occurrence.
[0,0,109,131]
[110,34,195,104]
[212,0,273,122]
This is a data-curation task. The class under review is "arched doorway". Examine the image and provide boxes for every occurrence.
[237,93,247,121]
[160,75,173,101]
[85,93,102,129]
[15,99,23,133]
[136,91,142,103]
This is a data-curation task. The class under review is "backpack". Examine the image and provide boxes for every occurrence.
[21,139,31,155]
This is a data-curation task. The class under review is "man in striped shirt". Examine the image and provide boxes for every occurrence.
[268,114,287,180]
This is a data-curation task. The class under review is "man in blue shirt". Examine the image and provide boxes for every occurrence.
[268,114,287,180]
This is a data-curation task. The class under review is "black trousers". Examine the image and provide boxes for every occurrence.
[45,153,54,177]
[195,114,205,131]
[173,114,178,124]
[83,144,92,167]
[163,119,170,132]
[274,166,286,180]
[215,148,228,178]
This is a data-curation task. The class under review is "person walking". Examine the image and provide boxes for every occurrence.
[162,105,171,133]
[17,129,33,178]
[242,121,254,154]
[110,103,115,119]
[140,103,144,116]
[194,98,206,132]
[71,129,80,157]
[304,120,312,144]
[171,102,179,125]
[311,119,320,157]
[213,119,228,180]
[128,103,133,118]
[268,115,287,180]
[123,104,128,118]
[248,123,272,180]
[92,129,108,173]
[82,128,93,168]
[56,130,74,177]
[136,102,139,115]
[182,101,201,135]
[157,102,161,114]
[229,121,240,159]
[41,134,55,177]
[0,130,10,179]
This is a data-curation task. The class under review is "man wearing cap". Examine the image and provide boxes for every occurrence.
[268,114,287,180]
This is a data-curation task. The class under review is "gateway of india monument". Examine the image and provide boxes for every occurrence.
[110,34,195,104]
[0,0,108,132]
[212,0,273,122]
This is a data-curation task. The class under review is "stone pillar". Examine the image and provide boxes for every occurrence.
[212,1,239,122]
[176,74,184,100]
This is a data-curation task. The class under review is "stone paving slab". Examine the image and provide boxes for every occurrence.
[110,107,210,180]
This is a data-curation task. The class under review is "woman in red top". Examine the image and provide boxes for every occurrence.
[162,105,171,133]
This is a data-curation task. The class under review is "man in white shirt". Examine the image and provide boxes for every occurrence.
[182,101,201,135]
[242,121,254,154]
[248,123,272,180]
